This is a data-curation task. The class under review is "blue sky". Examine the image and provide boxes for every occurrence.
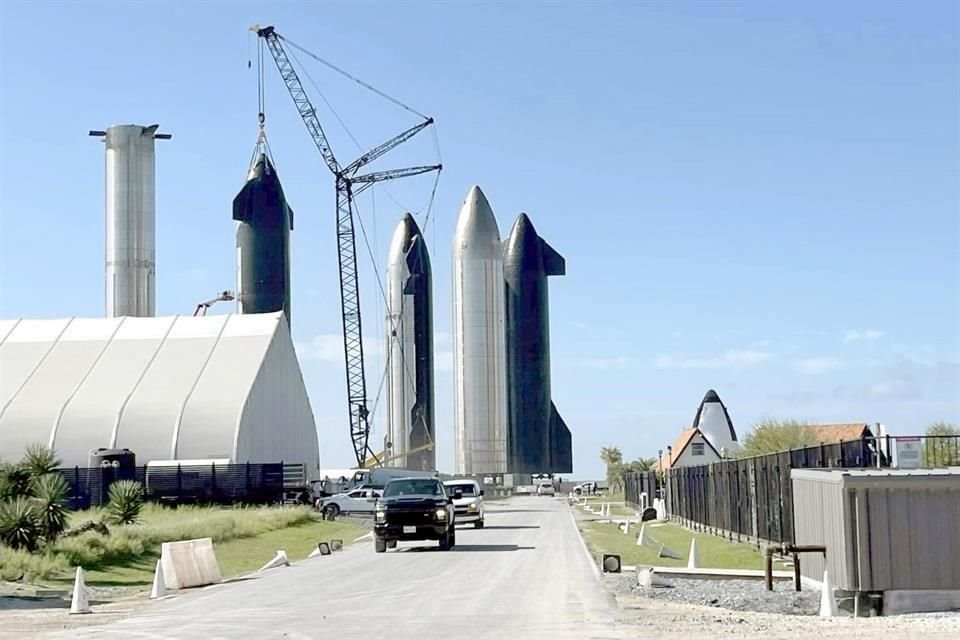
[0,1,957,480]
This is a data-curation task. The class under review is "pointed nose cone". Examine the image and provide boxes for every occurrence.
[504,213,542,270]
[388,212,420,259]
[702,389,721,404]
[454,185,501,259]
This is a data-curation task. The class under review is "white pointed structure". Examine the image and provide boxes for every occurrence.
[623,517,630,535]
[636,524,654,546]
[692,389,739,455]
[687,538,699,569]
[150,560,167,599]
[452,185,508,474]
[258,550,290,572]
[820,569,838,617]
[70,567,91,614]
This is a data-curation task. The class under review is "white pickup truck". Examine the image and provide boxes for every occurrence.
[317,486,383,517]
[443,479,485,528]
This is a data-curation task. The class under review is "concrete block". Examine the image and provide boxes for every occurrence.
[160,537,222,590]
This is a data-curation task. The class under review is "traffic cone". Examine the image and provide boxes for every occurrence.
[623,518,630,535]
[258,550,290,572]
[687,538,699,569]
[819,569,838,617]
[636,524,653,546]
[150,560,166,599]
[70,567,91,614]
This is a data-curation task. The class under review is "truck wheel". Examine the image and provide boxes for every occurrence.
[374,535,387,553]
[474,519,484,529]
[438,531,451,551]
[387,539,397,549]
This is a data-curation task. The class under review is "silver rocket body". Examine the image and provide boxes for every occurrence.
[98,125,163,317]
[452,186,508,475]
[385,214,435,471]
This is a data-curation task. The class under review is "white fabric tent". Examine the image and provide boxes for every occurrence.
[0,312,319,475]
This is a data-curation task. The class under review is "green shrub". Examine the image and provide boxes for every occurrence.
[23,444,61,477]
[31,473,70,542]
[106,480,144,525]
[0,546,69,582]
[0,463,32,500]
[0,497,41,551]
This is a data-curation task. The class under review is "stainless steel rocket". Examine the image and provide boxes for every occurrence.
[503,213,571,474]
[452,186,508,475]
[385,213,435,471]
[692,389,739,456]
[233,154,294,325]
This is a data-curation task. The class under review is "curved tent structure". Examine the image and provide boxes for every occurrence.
[0,312,319,475]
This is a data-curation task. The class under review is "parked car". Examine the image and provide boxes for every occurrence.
[537,481,555,496]
[443,479,485,528]
[317,485,382,517]
[374,477,458,552]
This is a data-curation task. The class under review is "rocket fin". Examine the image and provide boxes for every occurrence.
[403,234,425,294]
[540,239,565,276]
[550,401,573,473]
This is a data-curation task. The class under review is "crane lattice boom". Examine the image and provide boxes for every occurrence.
[255,25,441,467]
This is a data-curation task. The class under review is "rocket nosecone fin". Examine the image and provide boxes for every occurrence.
[540,238,565,276]
[550,401,573,473]
[233,154,294,230]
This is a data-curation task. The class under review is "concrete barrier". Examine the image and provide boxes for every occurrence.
[160,537,222,590]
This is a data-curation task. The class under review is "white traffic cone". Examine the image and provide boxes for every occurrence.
[150,560,167,599]
[636,524,650,546]
[70,567,91,614]
[687,538,699,569]
[819,569,838,617]
[623,518,630,535]
[258,550,290,572]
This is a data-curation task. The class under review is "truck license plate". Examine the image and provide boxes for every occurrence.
[403,526,416,534]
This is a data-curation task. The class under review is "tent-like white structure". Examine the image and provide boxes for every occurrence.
[0,312,319,475]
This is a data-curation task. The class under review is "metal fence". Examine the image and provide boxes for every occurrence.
[58,462,298,510]
[624,470,658,508]
[650,435,959,546]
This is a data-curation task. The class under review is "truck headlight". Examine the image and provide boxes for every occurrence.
[435,508,447,520]
[468,501,478,511]
[375,509,386,523]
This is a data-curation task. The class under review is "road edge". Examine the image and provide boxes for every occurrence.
[567,502,602,581]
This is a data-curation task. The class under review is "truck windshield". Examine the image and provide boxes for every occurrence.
[445,483,476,496]
[384,479,443,497]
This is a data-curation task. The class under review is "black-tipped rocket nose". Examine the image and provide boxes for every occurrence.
[702,389,721,403]
[399,212,421,238]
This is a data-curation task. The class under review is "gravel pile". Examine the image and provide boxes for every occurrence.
[607,573,820,616]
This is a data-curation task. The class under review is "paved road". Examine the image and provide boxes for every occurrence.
[48,497,634,640]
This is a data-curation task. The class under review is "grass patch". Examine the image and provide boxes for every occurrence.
[0,504,344,584]
[578,518,766,570]
[69,517,365,587]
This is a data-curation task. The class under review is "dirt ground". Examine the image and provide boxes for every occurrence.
[0,594,146,639]
[613,592,960,639]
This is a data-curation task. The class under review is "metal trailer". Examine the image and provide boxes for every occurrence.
[791,468,960,610]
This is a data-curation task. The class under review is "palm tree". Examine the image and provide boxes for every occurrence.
[600,446,624,492]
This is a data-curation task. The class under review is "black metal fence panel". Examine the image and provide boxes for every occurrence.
[58,462,289,510]
[625,435,959,545]
[624,470,658,507]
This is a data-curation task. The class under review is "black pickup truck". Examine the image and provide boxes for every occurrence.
[373,477,460,552]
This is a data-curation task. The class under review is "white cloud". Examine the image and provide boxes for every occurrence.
[843,329,885,343]
[296,333,384,362]
[796,356,843,375]
[653,349,773,370]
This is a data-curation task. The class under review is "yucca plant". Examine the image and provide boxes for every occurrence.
[0,496,41,551]
[0,463,32,500]
[23,444,61,477]
[30,473,70,542]
[106,480,144,525]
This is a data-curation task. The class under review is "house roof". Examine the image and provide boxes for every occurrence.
[807,423,872,444]
[663,427,721,469]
